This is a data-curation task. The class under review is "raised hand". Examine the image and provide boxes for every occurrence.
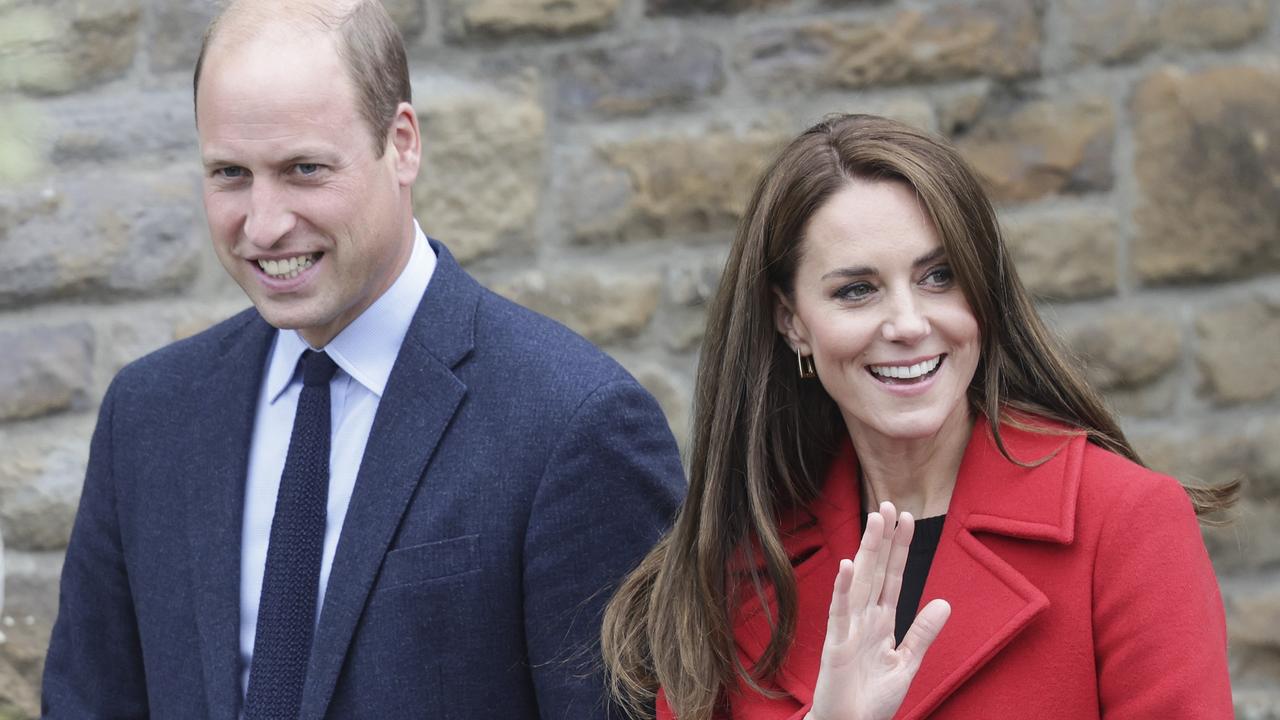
[806,501,951,720]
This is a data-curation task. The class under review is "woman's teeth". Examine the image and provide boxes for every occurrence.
[257,254,317,279]
[869,356,942,381]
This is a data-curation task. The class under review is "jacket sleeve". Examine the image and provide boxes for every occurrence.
[1092,467,1234,719]
[523,378,686,719]
[42,380,150,719]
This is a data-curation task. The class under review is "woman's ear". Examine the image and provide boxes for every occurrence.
[773,286,811,354]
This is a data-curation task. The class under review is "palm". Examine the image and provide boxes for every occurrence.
[808,503,951,720]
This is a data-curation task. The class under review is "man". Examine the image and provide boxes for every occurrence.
[42,1,685,717]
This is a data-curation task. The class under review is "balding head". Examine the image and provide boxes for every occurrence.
[194,0,411,157]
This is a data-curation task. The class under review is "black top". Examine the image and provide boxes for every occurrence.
[861,513,947,646]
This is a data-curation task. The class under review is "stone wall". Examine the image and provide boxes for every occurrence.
[1,0,1277,716]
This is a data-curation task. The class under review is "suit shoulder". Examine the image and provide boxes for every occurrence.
[471,287,635,389]
[111,307,261,393]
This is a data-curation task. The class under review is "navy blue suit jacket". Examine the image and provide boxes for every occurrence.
[43,240,686,719]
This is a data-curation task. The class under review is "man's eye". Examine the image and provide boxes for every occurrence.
[295,163,321,175]
[217,166,246,179]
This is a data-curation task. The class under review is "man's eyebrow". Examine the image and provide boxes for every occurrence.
[818,247,948,281]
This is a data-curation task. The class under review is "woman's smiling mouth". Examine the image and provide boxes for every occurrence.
[867,355,945,385]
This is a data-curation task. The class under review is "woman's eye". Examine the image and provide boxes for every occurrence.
[923,265,954,287]
[835,282,876,300]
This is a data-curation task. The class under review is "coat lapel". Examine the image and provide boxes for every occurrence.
[894,418,1084,719]
[731,442,862,708]
[184,311,275,720]
[731,417,1085,718]
[301,241,480,719]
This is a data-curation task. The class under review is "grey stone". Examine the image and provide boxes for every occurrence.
[0,168,203,307]
[555,36,725,118]
[1196,295,1280,406]
[0,416,91,551]
[0,323,93,423]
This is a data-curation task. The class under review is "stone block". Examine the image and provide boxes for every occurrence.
[1226,580,1280,650]
[1131,66,1280,284]
[384,0,427,39]
[0,0,141,96]
[0,169,203,307]
[1202,500,1280,574]
[1058,0,1269,67]
[1196,295,1280,405]
[0,324,93,423]
[736,0,1040,95]
[564,125,787,244]
[1236,689,1280,720]
[555,36,725,118]
[445,0,618,39]
[413,73,545,264]
[494,269,660,344]
[665,255,724,308]
[954,94,1114,203]
[0,416,91,552]
[1003,207,1118,300]
[1061,310,1180,391]
[1133,416,1280,502]
[46,90,197,165]
[148,0,217,74]
[0,550,61,718]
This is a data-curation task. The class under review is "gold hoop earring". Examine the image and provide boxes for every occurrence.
[796,350,816,379]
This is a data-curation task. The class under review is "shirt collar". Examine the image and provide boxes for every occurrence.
[263,220,437,402]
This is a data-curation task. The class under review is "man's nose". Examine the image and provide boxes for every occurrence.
[243,181,296,247]
[881,291,930,343]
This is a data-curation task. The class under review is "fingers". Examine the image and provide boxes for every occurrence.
[880,511,914,612]
[849,511,884,609]
[897,598,951,664]
[867,502,896,608]
[826,558,854,643]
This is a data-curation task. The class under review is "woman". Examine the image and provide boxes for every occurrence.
[602,114,1236,720]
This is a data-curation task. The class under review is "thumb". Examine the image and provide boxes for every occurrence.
[897,598,951,664]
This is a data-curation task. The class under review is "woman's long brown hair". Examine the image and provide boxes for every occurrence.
[600,114,1238,720]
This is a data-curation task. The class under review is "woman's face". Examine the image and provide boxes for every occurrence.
[775,179,981,445]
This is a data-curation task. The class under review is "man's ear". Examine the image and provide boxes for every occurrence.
[388,101,421,186]
[772,286,811,354]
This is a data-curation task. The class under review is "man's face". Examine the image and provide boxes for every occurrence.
[197,29,414,348]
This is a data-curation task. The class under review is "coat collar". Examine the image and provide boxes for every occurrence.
[731,415,1087,718]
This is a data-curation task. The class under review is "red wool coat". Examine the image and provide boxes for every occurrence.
[658,418,1233,719]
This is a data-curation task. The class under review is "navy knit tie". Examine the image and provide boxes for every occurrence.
[244,350,339,720]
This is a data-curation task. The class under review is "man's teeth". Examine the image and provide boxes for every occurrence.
[870,356,942,380]
[257,254,316,279]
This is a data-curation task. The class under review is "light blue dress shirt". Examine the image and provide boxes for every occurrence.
[238,223,436,699]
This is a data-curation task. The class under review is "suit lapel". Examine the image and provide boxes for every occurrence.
[184,312,275,720]
[301,241,480,719]
[894,418,1083,719]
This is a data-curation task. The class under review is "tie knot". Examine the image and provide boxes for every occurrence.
[301,350,339,387]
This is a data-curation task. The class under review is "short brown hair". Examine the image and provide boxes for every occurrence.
[193,0,411,157]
